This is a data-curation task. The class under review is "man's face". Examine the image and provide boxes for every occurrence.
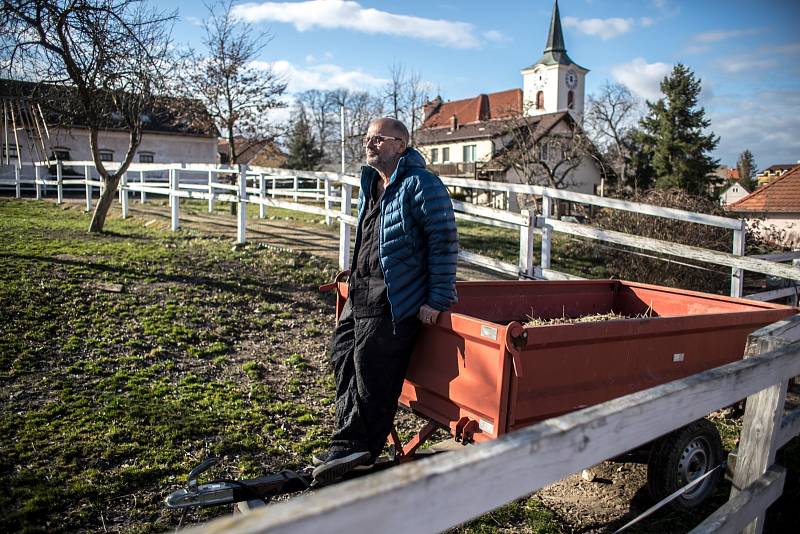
[364,121,406,171]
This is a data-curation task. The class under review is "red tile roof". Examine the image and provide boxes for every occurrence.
[727,164,800,213]
[422,89,523,129]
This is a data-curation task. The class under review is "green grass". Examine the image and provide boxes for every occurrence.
[0,199,339,533]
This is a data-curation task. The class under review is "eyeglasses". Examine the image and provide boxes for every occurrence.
[363,134,403,147]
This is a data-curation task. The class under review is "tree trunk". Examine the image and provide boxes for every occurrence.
[88,174,121,233]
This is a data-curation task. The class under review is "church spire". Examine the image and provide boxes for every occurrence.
[530,0,585,69]
[543,0,566,54]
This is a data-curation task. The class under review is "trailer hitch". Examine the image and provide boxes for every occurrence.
[165,458,313,510]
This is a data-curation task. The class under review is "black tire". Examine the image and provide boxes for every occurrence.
[646,418,723,511]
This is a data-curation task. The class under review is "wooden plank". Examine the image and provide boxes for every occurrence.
[439,177,743,230]
[187,336,800,534]
[534,267,585,281]
[451,199,527,226]
[455,212,520,230]
[690,466,785,534]
[745,287,799,302]
[546,218,800,281]
[458,250,518,276]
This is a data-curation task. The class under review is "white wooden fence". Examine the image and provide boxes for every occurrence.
[181,314,800,534]
[2,160,799,301]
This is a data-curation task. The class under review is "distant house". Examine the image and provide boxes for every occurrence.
[218,137,286,168]
[0,78,218,181]
[756,163,797,187]
[727,164,800,247]
[719,181,750,206]
[414,0,604,212]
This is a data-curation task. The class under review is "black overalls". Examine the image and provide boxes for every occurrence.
[328,178,420,457]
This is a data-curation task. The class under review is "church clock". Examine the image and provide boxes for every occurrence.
[565,69,578,89]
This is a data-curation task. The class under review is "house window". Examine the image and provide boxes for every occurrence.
[430,148,438,163]
[51,148,70,161]
[536,91,545,110]
[463,144,476,163]
[139,152,154,163]
[2,143,17,159]
[98,150,113,162]
[442,147,450,162]
[567,90,575,109]
[539,142,549,161]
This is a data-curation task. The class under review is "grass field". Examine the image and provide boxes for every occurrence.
[0,199,562,533]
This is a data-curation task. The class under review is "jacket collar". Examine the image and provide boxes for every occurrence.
[359,147,427,190]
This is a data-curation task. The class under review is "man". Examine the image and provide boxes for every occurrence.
[312,118,458,483]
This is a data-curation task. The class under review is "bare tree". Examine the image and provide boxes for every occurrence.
[384,61,406,120]
[405,70,431,146]
[296,89,336,162]
[1,0,175,232]
[493,108,594,213]
[585,82,640,191]
[178,0,286,166]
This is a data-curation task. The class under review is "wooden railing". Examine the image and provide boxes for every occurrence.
[2,160,798,301]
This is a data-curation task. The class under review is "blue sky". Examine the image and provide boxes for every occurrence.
[164,0,800,169]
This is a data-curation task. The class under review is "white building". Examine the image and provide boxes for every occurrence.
[1,78,218,182]
[416,0,605,212]
[719,182,750,206]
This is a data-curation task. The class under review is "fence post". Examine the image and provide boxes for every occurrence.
[236,164,247,244]
[14,165,20,198]
[730,320,799,534]
[170,168,179,231]
[56,161,63,204]
[207,170,214,212]
[731,219,746,297]
[259,174,266,219]
[518,209,535,279]
[293,175,299,202]
[324,176,332,225]
[316,177,321,200]
[272,176,277,198]
[35,165,41,200]
[120,172,128,219]
[339,183,353,270]
[541,192,552,270]
[140,170,146,203]
[84,165,91,211]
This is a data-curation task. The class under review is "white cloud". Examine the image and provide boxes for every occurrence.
[232,0,482,48]
[612,58,671,101]
[692,29,759,44]
[709,92,800,166]
[483,29,509,43]
[719,56,778,74]
[252,59,388,93]
[563,16,634,40]
[640,17,655,27]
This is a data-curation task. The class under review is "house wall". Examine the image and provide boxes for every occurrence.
[719,184,749,206]
[504,155,602,212]
[745,214,800,248]
[1,127,217,181]
[416,138,494,164]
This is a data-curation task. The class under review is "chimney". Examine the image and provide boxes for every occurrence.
[423,95,443,122]
[450,114,458,132]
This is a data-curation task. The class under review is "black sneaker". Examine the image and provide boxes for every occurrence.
[313,449,375,469]
[312,449,371,483]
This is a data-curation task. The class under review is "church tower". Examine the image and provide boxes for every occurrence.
[521,0,588,119]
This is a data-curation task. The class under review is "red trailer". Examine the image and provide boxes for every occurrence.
[327,277,797,509]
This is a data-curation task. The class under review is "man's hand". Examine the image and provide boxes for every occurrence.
[417,304,440,325]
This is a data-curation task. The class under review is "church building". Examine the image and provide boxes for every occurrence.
[416,0,606,210]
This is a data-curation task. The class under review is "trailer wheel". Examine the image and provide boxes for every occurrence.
[646,419,723,511]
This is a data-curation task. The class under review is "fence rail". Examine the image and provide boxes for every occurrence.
[2,160,799,302]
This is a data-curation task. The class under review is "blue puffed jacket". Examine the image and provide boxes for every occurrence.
[353,147,458,323]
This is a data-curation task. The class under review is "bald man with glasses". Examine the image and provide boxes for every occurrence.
[312,118,458,483]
